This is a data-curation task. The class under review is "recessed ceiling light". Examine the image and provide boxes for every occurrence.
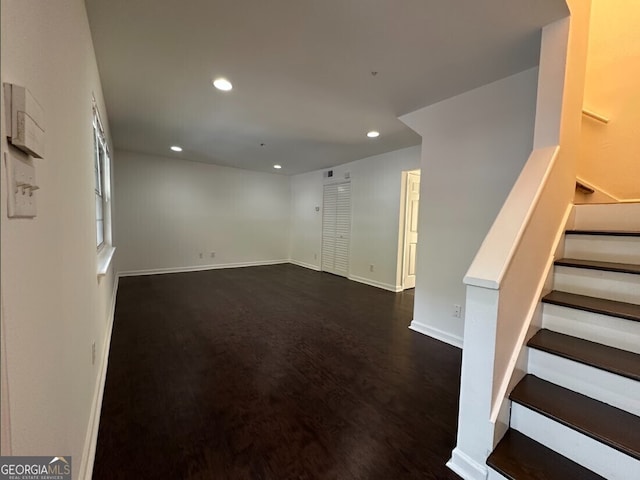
[170,145,183,152]
[213,78,233,91]
[273,165,282,169]
[367,131,380,138]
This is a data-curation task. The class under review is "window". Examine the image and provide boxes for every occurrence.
[92,98,115,275]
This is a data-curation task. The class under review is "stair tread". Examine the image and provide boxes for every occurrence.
[487,429,606,480]
[528,329,640,381]
[575,181,595,195]
[555,258,640,275]
[511,375,640,460]
[565,229,640,237]
[542,290,640,322]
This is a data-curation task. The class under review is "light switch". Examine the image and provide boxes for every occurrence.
[3,83,45,158]
[5,151,37,218]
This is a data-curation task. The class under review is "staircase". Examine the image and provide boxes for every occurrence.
[486,208,640,479]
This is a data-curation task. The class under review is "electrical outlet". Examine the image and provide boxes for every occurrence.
[313,253,317,260]
[91,341,96,366]
[210,252,215,258]
[453,304,462,318]
[369,264,374,272]
[199,253,203,259]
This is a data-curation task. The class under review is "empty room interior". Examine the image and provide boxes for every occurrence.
[2,0,640,479]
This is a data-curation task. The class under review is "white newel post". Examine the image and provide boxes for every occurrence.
[447,285,499,480]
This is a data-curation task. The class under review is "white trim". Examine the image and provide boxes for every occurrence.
[446,448,488,480]
[119,259,289,277]
[0,287,12,456]
[97,246,116,278]
[348,274,402,292]
[289,259,321,271]
[409,320,463,349]
[79,275,119,480]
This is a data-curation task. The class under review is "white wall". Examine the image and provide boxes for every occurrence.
[0,0,117,478]
[401,68,539,346]
[114,151,291,274]
[289,146,421,291]
[289,170,324,270]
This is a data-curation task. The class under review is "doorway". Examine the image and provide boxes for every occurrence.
[400,170,420,290]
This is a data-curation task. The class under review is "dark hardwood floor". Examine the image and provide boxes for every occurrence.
[93,264,462,479]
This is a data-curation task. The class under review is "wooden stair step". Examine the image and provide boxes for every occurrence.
[542,290,640,322]
[565,230,640,237]
[528,329,640,381]
[510,375,640,460]
[555,258,640,275]
[575,181,595,195]
[487,429,605,480]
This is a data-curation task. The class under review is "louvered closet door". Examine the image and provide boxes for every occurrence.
[321,182,351,277]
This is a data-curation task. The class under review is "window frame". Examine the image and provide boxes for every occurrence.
[92,97,115,276]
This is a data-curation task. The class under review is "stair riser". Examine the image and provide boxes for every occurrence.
[487,469,509,480]
[528,348,640,416]
[542,303,640,354]
[573,203,640,231]
[564,235,640,264]
[553,266,640,305]
[510,404,640,480]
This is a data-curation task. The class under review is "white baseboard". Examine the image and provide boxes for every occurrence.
[289,259,321,271]
[79,275,119,480]
[446,448,488,480]
[409,320,463,349]
[348,274,402,292]
[119,259,289,277]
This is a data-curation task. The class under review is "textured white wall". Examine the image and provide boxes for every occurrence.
[114,151,291,274]
[0,0,117,476]
[289,146,421,290]
[401,68,539,345]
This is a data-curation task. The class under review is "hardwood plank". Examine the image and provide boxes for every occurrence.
[487,429,605,480]
[555,258,640,275]
[510,375,640,460]
[528,329,640,381]
[93,264,462,479]
[542,290,640,323]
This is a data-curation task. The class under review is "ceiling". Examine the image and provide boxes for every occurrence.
[85,0,568,175]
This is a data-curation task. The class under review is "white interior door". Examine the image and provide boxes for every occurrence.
[322,182,351,277]
[403,172,420,289]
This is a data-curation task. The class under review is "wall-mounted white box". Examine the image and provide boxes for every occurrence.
[3,83,45,158]
[5,151,38,218]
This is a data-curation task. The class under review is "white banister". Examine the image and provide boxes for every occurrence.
[449,145,574,479]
